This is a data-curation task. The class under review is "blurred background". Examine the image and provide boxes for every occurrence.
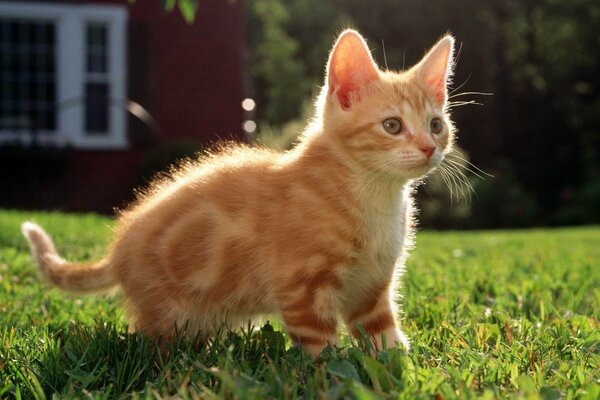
[0,0,599,229]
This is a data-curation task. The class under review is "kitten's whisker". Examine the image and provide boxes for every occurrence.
[442,170,459,204]
[444,166,466,204]
[445,163,475,203]
[447,100,483,108]
[448,73,471,96]
[438,164,459,201]
[453,41,464,69]
[436,167,455,204]
[440,162,475,204]
[445,158,484,179]
[446,161,487,183]
[448,91,493,99]
[382,39,389,70]
[444,164,470,202]
[448,155,494,178]
[445,154,494,178]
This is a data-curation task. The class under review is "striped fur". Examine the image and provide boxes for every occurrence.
[22,30,455,356]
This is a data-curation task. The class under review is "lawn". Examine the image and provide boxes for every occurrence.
[0,209,598,399]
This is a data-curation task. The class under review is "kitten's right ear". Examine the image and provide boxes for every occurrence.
[416,35,455,105]
[327,30,380,110]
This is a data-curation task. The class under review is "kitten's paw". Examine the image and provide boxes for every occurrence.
[368,327,410,355]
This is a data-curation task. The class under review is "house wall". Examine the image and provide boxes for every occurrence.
[120,0,246,144]
[1,0,246,213]
[70,0,246,213]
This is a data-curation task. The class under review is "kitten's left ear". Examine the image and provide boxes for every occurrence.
[327,30,380,110]
[416,35,455,105]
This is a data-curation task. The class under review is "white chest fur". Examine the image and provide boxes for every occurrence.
[362,188,407,273]
[341,182,410,301]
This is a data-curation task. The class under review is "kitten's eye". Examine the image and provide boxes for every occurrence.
[430,118,443,134]
[382,118,403,135]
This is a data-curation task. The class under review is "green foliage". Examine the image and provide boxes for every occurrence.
[247,0,310,125]
[255,100,315,150]
[161,0,198,23]
[284,0,349,84]
[467,161,539,229]
[1,210,599,398]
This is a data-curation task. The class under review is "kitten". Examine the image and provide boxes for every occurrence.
[22,30,455,356]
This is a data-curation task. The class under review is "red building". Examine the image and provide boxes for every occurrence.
[0,0,246,213]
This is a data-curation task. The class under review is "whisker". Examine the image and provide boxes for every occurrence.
[448,91,494,99]
[453,41,464,68]
[437,166,455,205]
[447,100,483,108]
[443,162,475,200]
[442,159,477,200]
[381,39,389,70]
[443,159,474,181]
[449,165,487,185]
[445,154,494,178]
[448,73,472,96]
[444,163,471,202]
[440,164,463,202]
[445,158,486,181]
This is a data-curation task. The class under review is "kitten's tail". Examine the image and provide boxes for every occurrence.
[21,221,117,292]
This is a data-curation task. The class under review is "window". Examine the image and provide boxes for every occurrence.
[85,23,110,134]
[0,2,127,149]
[0,20,56,131]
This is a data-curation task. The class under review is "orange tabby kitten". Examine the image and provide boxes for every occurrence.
[22,30,455,356]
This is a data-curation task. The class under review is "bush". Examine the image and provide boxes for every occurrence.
[254,99,315,150]
[468,160,539,228]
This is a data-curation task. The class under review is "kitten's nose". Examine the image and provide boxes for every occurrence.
[419,145,436,158]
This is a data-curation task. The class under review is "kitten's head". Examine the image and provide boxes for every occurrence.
[319,30,455,180]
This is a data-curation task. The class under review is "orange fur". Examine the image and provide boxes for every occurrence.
[21,30,456,356]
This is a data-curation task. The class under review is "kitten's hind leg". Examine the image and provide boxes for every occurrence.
[131,314,202,357]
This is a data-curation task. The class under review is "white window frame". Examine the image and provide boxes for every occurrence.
[0,1,128,149]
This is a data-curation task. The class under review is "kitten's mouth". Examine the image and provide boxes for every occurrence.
[427,154,443,169]
[428,158,442,169]
[418,157,440,169]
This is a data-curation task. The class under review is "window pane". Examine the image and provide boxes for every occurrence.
[85,82,109,134]
[0,19,56,131]
[86,23,108,74]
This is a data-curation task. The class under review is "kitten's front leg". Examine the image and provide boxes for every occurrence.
[343,286,410,353]
[278,283,339,357]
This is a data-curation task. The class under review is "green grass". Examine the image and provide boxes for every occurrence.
[1,209,599,399]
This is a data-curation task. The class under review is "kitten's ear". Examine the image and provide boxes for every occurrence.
[327,30,380,110]
[416,35,455,105]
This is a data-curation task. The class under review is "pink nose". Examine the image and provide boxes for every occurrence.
[419,145,436,158]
